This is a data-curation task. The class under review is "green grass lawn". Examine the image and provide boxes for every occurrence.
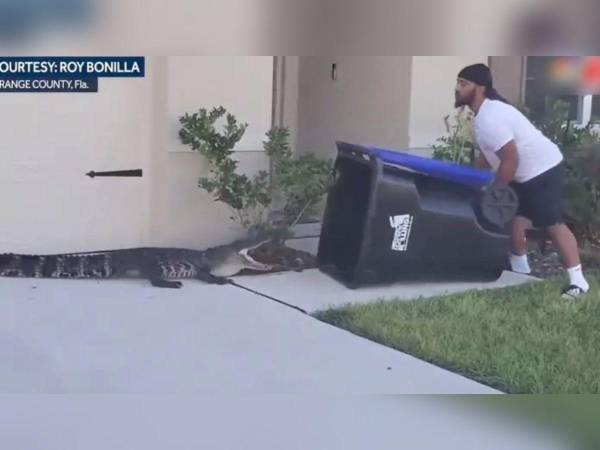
[314,273,600,394]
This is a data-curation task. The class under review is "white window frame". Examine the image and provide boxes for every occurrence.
[573,94,593,128]
[574,95,600,134]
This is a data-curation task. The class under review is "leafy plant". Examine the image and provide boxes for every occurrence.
[561,144,600,242]
[431,107,478,166]
[178,106,334,237]
[264,127,334,229]
[522,99,600,243]
[179,106,271,231]
[527,100,598,152]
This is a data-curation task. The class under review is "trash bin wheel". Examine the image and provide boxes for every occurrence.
[479,185,519,228]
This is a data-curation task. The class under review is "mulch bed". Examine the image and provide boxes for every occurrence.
[528,237,600,280]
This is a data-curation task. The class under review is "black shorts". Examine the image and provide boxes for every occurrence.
[510,163,565,228]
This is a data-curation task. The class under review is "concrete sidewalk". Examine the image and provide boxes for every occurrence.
[0,230,541,394]
[278,235,537,313]
[232,268,536,314]
[0,277,497,394]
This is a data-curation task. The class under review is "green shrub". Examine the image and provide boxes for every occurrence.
[431,107,478,166]
[178,106,333,238]
[526,100,600,242]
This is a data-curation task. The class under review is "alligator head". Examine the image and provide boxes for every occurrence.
[205,234,273,277]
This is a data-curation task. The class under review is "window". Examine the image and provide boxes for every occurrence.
[593,95,600,123]
[525,57,600,126]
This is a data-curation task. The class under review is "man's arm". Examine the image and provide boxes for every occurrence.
[493,140,519,186]
[474,151,491,170]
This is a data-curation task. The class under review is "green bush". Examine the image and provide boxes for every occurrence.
[179,106,271,231]
[562,144,600,241]
[431,108,478,166]
[525,100,600,242]
[264,127,334,229]
[178,106,333,237]
[529,100,598,151]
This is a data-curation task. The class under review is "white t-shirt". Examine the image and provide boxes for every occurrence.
[473,99,564,183]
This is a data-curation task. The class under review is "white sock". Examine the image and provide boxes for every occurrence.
[567,265,589,292]
[509,253,531,274]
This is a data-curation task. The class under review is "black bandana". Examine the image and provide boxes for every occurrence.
[458,64,493,88]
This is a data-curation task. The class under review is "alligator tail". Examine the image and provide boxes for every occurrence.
[0,253,114,279]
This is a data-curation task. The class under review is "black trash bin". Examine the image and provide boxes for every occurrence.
[317,141,514,288]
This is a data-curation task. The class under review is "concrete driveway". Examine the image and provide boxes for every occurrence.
[0,231,540,394]
[0,276,500,394]
[232,268,535,314]
[0,263,570,449]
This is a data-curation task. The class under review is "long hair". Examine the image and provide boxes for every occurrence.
[484,86,511,105]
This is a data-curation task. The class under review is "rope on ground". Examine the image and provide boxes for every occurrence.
[228,280,308,315]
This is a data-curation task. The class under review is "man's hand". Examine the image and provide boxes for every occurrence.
[494,140,519,186]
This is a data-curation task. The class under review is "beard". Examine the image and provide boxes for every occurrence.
[454,90,474,108]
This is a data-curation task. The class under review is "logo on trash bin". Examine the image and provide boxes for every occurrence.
[389,214,413,252]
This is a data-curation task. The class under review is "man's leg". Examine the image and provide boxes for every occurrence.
[509,216,532,274]
[546,223,590,295]
[511,216,530,255]
[518,163,589,297]
[546,223,580,268]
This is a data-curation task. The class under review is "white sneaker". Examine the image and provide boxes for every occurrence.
[561,285,588,300]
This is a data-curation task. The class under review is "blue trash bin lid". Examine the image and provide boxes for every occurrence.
[336,142,494,188]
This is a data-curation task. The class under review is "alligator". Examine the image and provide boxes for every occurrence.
[0,235,273,288]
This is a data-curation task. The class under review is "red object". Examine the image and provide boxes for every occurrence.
[582,57,600,91]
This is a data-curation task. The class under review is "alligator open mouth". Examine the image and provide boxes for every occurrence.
[238,239,272,271]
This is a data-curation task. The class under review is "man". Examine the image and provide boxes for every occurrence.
[454,63,589,299]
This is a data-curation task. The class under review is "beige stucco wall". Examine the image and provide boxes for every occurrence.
[489,56,526,106]
[149,56,273,248]
[0,56,274,253]
[292,57,491,160]
[408,56,488,149]
[0,69,153,254]
[167,57,273,153]
[295,57,413,159]
[276,56,300,153]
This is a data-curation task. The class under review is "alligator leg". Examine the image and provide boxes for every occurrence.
[142,260,183,288]
[150,278,183,289]
[196,271,230,285]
